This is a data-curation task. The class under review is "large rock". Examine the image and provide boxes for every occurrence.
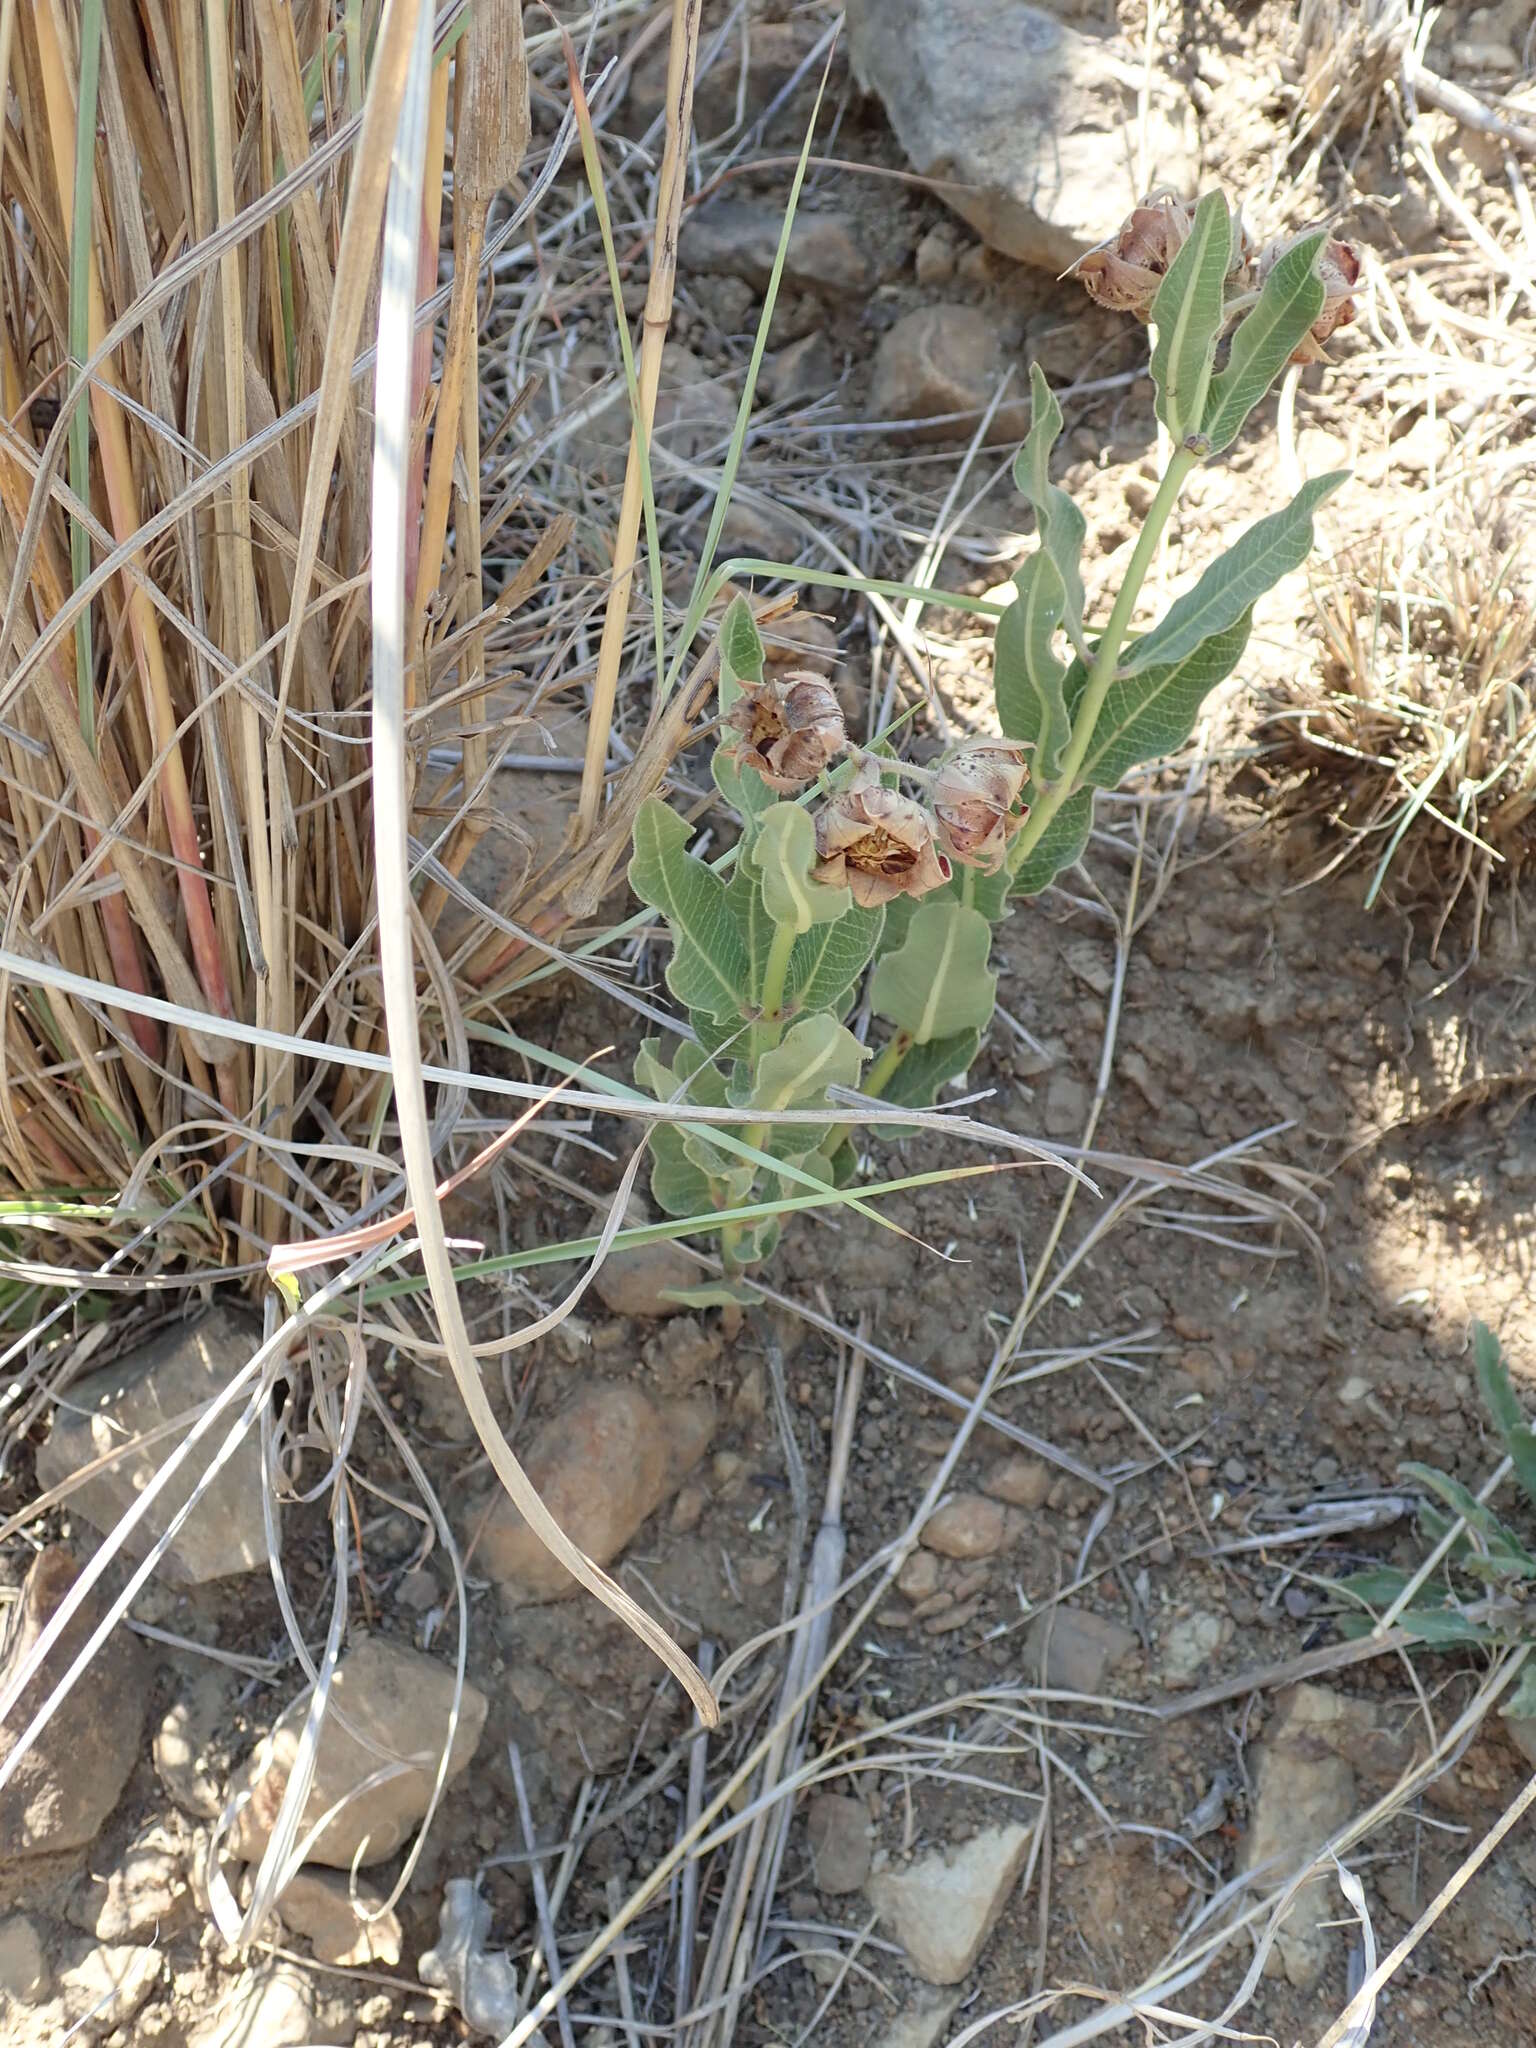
[229,1636,487,1869]
[0,1546,146,1858]
[919,1495,1021,1560]
[187,1964,347,2048]
[35,1305,267,1582]
[471,1382,714,1603]
[68,1833,188,1942]
[1025,1605,1138,1695]
[867,307,1026,444]
[276,1870,402,1968]
[686,200,880,295]
[848,0,1196,271]
[869,1822,1035,1984]
[1244,1685,1366,1989]
[0,1916,48,2002]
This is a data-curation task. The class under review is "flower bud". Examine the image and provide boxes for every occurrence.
[811,764,951,908]
[932,739,1031,873]
[723,671,846,793]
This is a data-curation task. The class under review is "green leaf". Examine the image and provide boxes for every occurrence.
[787,902,885,1014]
[747,804,851,931]
[662,1279,762,1309]
[995,553,1070,778]
[690,1007,749,1057]
[869,899,996,1044]
[1121,474,1348,678]
[1473,1322,1536,1512]
[725,863,772,1009]
[1200,231,1327,455]
[880,1027,982,1110]
[1150,191,1232,444]
[1077,616,1252,789]
[752,1013,868,1112]
[718,593,766,711]
[1499,1665,1536,1721]
[1014,365,1087,644]
[1010,787,1093,898]
[648,1122,717,1216]
[630,801,752,1021]
[712,746,779,824]
[1401,1461,1536,1576]
[955,865,1012,922]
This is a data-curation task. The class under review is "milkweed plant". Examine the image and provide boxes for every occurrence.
[629,189,1360,1291]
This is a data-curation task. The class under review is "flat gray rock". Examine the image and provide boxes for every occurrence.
[35,1305,267,1583]
[868,1822,1035,1984]
[848,0,1196,271]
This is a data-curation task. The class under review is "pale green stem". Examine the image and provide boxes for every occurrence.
[1009,445,1198,870]
[822,1030,913,1159]
[759,918,797,1023]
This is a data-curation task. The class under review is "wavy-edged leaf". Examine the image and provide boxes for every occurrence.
[1010,786,1093,899]
[1014,364,1087,641]
[881,1027,982,1110]
[649,1122,716,1216]
[1499,1665,1536,1720]
[955,865,1012,922]
[1121,474,1347,678]
[630,800,751,1021]
[1150,190,1231,444]
[690,1007,749,1058]
[713,747,779,824]
[869,899,996,1044]
[787,901,884,1014]
[995,553,1070,777]
[1473,1321,1536,1511]
[1201,231,1326,454]
[748,804,851,931]
[1078,617,1252,789]
[718,592,766,710]
[752,1013,867,1112]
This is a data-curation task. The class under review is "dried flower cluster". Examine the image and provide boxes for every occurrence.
[723,679,1031,906]
[1075,193,1359,364]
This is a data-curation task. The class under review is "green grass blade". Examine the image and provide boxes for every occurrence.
[665,62,833,698]
[360,1157,1026,1305]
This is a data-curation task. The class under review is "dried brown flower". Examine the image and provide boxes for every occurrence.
[1076,193,1255,321]
[1075,195,1194,318]
[932,739,1031,873]
[723,671,846,793]
[812,764,951,908]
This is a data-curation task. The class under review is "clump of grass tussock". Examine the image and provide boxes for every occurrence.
[1254,457,1536,936]
[0,0,565,1297]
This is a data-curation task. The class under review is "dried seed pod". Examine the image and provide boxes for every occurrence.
[1271,235,1361,363]
[932,739,1031,873]
[811,764,952,908]
[724,671,847,793]
[1074,194,1195,318]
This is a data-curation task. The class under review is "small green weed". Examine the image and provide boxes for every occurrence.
[1337,1321,1536,1720]
[631,188,1358,1292]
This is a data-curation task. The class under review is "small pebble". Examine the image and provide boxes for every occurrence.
[1312,1455,1341,1484]
[1223,1456,1249,1485]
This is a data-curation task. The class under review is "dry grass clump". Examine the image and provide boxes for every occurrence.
[1255,460,1536,935]
[0,0,564,1293]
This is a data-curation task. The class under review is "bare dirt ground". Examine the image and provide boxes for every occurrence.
[6,2,1536,2044]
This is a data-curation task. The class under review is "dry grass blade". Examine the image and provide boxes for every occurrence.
[363,0,717,1727]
